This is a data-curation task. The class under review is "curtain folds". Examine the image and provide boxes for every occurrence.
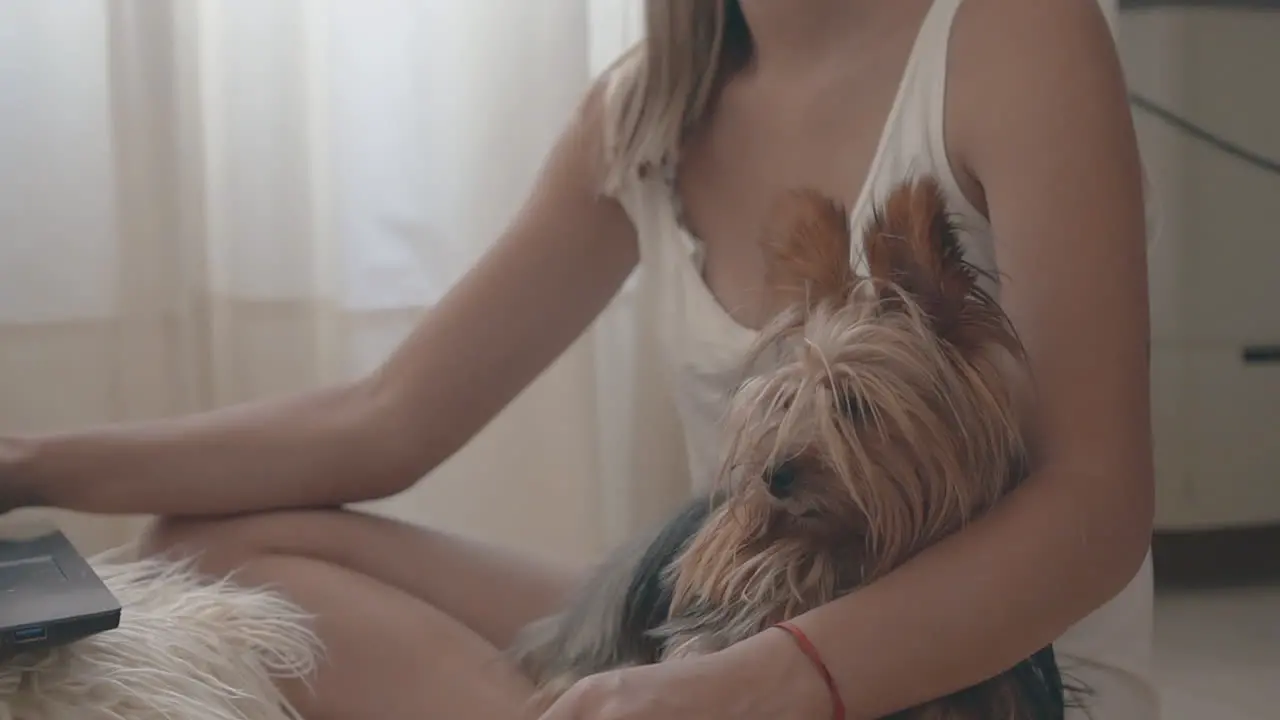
[0,0,684,567]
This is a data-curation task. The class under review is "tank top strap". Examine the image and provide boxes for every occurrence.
[913,0,965,180]
[855,0,999,293]
[868,0,984,229]
[853,0,972,240]
[914,0,965,77]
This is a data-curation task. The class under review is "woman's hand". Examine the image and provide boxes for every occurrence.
[0,437,37,514]
[0,435,45,512]
[537,630,835,720]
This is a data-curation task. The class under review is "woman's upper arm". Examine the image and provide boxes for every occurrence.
[370,81,639,471]
[951,0,1154,534]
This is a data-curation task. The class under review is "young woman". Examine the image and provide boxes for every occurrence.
[1,0,1156,718]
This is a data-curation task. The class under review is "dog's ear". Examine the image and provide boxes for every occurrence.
[862,178,1019,356]
[763,189,856,311]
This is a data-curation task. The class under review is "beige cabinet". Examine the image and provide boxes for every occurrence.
[1121,10,1280,530]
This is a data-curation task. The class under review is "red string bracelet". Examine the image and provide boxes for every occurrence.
[774,621,846,720]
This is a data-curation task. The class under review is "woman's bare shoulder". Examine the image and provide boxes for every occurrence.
[945,0,1125,180]
[952,0,1117,64]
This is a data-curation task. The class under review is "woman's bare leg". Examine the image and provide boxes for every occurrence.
[142,509,581,719]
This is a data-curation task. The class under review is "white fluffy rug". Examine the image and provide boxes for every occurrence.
[0,550,322,720]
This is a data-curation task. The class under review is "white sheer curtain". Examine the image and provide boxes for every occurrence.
[0,0,679,567]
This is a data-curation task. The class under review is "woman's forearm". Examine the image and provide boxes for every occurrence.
[7,378,426,516]
[784,464,1153,719]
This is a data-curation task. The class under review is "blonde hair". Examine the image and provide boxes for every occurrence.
[600,0,751,195]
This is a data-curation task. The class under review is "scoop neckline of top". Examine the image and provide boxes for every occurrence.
[658,0,946,342]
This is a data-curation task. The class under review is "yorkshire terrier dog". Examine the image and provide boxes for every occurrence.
[509,178,1078,719]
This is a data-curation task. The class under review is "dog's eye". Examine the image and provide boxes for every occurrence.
[764,461,798,499]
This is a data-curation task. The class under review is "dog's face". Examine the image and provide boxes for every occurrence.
[672,180,1030,612]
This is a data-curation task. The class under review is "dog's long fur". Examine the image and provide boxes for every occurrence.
[509,178,1080,718]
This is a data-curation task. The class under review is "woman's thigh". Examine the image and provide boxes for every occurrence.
[143,508,581,649]
[232,554,538,720]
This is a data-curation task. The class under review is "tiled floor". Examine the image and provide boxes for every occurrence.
[1155,584,1279,719]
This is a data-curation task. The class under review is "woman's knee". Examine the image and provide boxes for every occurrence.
[138,514,233,576]
[138,509,338,574]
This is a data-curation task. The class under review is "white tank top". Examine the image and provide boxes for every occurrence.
[604,1,1158,717]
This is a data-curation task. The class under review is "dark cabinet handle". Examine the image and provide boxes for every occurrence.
[1242,346,1280,365]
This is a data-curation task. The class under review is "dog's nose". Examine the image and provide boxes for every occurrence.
[765,463,797,499]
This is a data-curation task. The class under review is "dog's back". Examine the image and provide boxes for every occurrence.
[507,496,719,704]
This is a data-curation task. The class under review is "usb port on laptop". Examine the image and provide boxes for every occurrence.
[12,626,47,644]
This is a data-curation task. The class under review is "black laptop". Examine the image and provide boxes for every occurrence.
[0,521,121,655]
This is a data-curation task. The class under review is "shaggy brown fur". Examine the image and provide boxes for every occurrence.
[509,178,1076,719]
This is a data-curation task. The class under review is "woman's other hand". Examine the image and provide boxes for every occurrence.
[0,437,38,513]
[537,630,836,720]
